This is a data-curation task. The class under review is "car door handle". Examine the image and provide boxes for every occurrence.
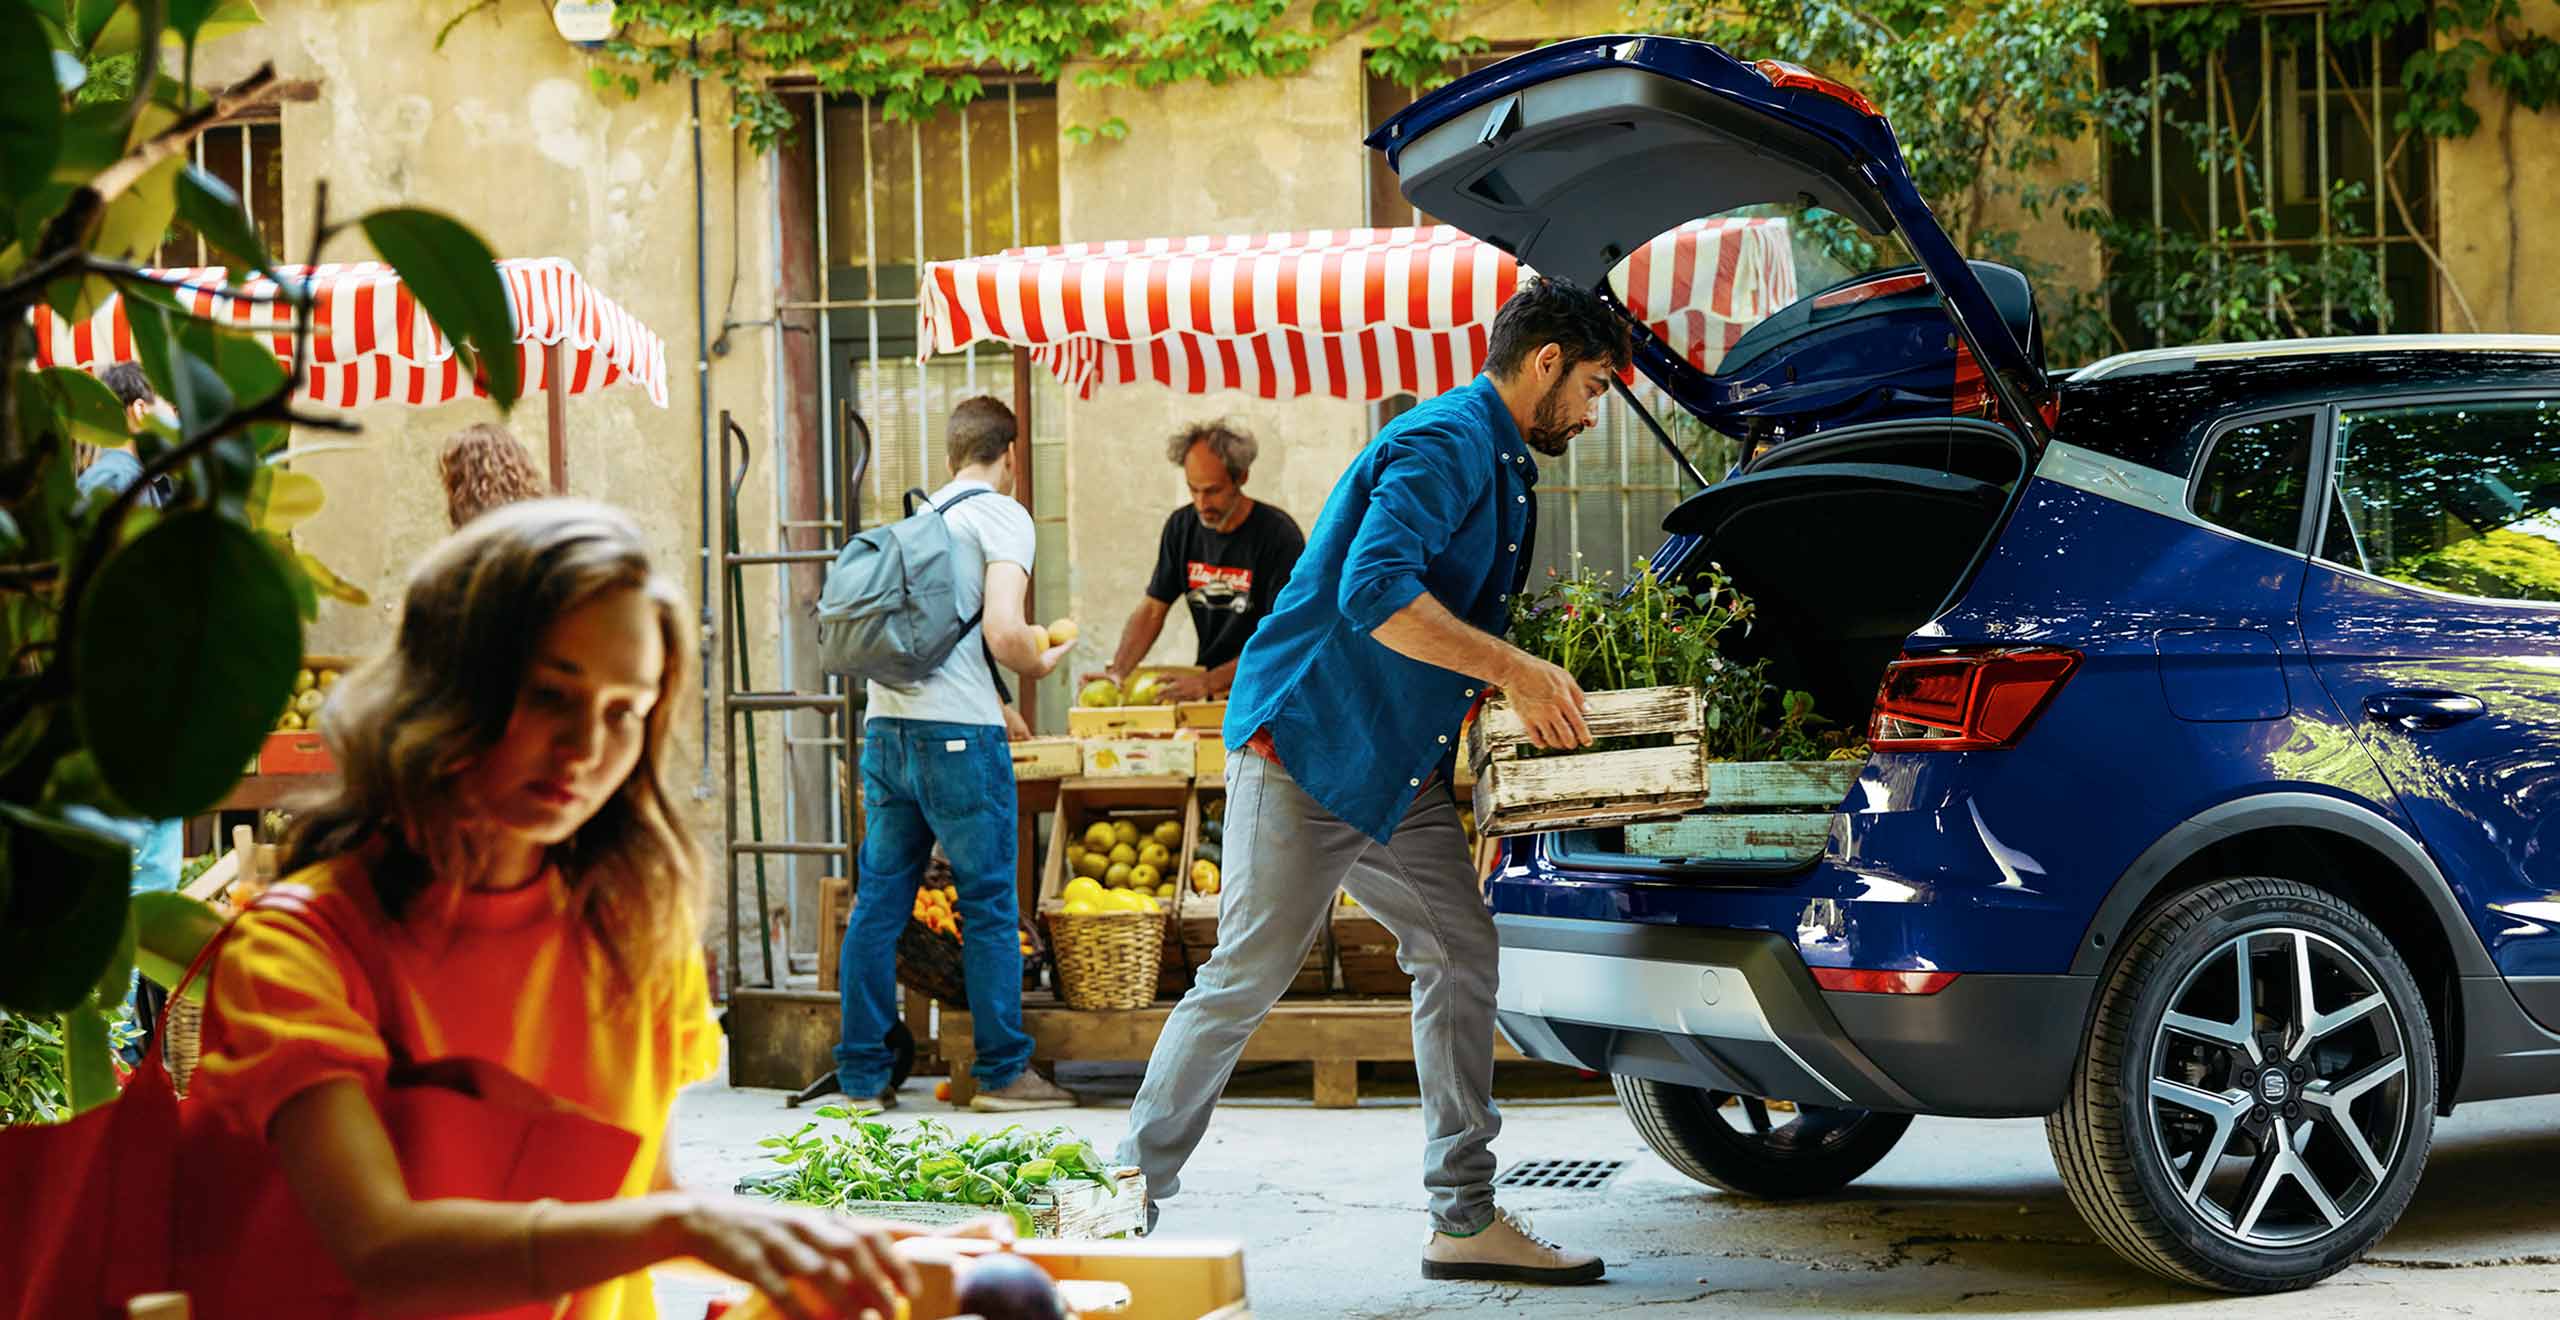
[2364,691,2488,732]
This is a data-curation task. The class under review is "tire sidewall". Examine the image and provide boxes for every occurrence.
[2109,884,2438,1281]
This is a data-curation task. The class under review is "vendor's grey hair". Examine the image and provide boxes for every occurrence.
[1169,421,1257,481]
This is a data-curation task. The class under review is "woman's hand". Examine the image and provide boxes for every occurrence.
[678,1195,920,1320]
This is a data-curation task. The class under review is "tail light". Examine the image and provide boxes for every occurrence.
[1811,270,1929,311]
[1753,59,1879,116]
[1870,648,2081,751]
[1811,967,1960,995]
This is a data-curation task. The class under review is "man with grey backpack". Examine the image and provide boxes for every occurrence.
[824,395,1078,1111]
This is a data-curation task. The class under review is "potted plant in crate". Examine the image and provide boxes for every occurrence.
[1470,562,1866,837]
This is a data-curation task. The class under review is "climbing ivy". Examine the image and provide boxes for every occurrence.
[589,0,1488,150]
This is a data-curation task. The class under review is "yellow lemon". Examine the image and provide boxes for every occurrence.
[1062,898,1100,916]
[1082,822,1116,852]
[1062,877,1104,903]
[1197,876,1221,896]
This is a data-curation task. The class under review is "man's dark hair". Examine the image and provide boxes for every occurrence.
[100,362,155,408]
[1482,276,1632,380]
[946,395,1017,469]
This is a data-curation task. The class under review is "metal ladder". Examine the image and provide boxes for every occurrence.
[717,402,868,994]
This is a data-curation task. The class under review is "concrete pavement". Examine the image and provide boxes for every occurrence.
[660,1061,2560,1318]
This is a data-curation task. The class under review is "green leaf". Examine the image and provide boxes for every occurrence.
[133,890,221,1000]
[64,1002,116,1113]
[124,297,234,439]
[35,365,133,448]
[90,142,184,267]
[175,164,273,272]
[0,1,66,195]
[0,804,135,1014]
[75,0,122,49]
[73,510,303,817]
[360,207,520,410]
[167,0,221,44]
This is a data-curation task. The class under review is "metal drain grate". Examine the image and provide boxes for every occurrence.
[1494,1158,1625,1192]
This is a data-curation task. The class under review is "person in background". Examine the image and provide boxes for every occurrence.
[1099,422,1303,702]
[83,363,182,1062]
[196,500,998,1320]
[439,420,550,529]
[1116,278,1622,1283]
[835,396,1078,1113]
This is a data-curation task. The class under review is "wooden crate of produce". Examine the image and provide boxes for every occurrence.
[1175,699,1226,731]
[1044,777,1193,997]
[1466,685,1707,837]
[1009,736,1083,781]
[737,1167,1146,1239]
[1622,760,1863,864]
[1082,735,1197,779]
[1331,900,1409,996]
[1189,731,1226,782]
[1068,704,1180,736]
[1174,788,1329,996]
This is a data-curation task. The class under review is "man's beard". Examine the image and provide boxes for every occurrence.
[1524,376,1589,456]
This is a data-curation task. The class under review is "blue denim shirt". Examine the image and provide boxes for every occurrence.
[1224,375,1538,842]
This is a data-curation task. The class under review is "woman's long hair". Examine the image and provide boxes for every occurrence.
[282,499,702,992]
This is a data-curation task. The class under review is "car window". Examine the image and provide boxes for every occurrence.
[2331,397,2560,603]
[2190,414,2314,547]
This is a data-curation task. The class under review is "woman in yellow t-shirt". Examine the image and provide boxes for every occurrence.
[199,501,967,1320]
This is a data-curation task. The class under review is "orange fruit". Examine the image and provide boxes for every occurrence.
[934,1079,953,1103]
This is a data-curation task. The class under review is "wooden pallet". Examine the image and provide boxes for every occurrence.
[1467,685,1708,836]
[941,994,1522,1108]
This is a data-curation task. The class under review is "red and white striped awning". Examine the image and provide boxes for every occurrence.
[919,219,1794,401]
[30,257,669,410]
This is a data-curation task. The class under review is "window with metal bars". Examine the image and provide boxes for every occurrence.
[157,115,284,268]
[2104,13,2437,343]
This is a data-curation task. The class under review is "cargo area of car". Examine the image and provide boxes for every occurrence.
[1542,416,2030,874]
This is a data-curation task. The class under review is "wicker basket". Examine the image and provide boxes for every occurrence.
[1043,906,1167,1011]
[893,858,1046,1004]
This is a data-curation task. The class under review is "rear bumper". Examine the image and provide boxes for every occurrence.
[1493,914,2094,1116]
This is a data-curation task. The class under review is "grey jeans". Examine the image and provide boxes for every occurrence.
[1116,751,1501,1234]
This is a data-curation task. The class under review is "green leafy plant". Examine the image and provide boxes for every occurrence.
[562,0,1488,150]
[1506,558,1751,695]
[749,1109,1120,1237]
[2,0,518,1116]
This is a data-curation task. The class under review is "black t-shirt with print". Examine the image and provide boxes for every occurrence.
[1145,501,1305,670]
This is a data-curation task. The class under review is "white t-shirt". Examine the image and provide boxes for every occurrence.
[863,478,1035,728]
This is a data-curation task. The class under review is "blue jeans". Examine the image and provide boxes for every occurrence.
[835,718,1034,1095]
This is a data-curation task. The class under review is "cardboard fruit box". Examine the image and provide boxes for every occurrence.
[1009,736,1083,781]
[1083,735,1198,779]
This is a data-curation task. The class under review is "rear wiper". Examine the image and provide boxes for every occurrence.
[1611,375,1709,490]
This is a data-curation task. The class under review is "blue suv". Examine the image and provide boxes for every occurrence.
[1373,35,2560,1292]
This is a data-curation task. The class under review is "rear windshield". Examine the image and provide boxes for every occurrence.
[1607,204,1919,379]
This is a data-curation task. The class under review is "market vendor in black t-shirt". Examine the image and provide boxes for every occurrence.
[1101,422,1305,701]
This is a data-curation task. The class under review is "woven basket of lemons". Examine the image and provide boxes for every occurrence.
[1044,882,1168,1010]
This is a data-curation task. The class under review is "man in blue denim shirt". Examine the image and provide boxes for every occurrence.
[1120,280,1627,1283]
[834,397,1078,1113]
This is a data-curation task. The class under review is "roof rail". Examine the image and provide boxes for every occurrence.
[2070,333,2560,382]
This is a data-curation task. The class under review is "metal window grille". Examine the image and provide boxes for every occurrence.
[163,117,285,267]
[2106,14,2438,341]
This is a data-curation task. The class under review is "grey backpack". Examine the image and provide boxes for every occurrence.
[815,486,999,684]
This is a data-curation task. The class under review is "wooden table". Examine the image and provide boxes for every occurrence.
[942,993,1524,1108]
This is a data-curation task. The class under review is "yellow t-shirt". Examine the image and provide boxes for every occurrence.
[196,854,722,1320]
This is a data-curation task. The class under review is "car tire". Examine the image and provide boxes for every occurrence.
[1613,1074,1913,1199]
[2048,876,2436,1292]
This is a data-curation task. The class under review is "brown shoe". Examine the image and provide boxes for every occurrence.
[969,1070,1079,1112]
[1422,1209,1604,1284]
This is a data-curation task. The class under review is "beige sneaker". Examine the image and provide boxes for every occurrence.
[1422,1209,1604,1284]
[969,1069,1080,1112]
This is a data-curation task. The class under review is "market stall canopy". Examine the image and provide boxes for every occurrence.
[29,257,670,410]
[919,220,1794,401]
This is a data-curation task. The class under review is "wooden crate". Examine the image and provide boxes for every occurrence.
[1467,685,1707,837]
[1190,732,1226,783]
[714,1236,1250,1320]
[817,875,854,992]
[1043,776,1192,997]
[1331,902,1409,996]
[1083,735,1197,779]
[1009,736,1083,781]
[1068,704,1179,736]
[1622,761,1862,864]
[1175,700,1226,730]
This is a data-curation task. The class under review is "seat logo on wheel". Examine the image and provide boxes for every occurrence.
[2258,1070,2289,1104]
